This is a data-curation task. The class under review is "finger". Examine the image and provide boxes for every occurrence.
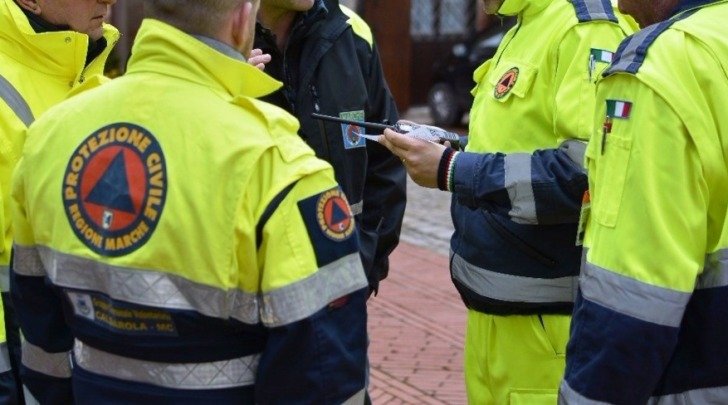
[249,48,263,57]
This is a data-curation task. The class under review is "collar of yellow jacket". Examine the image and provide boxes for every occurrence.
[127,19,283,100]
[0,0,119,79]
[498,0,551,17]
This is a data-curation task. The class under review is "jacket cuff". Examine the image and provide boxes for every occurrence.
[437,148,460,192]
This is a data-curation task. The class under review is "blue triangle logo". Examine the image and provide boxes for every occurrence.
[85,150,136,214]
[331,201,348,224]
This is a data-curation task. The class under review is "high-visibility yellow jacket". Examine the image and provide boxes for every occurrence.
[11,19,368,404]
[561,0,728,403]
[0,0,119,284]
[0,0,117,396]
[449,0,634,315]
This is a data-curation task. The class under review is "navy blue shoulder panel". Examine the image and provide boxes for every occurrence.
[571,0,618,23]
[604,9,698,75]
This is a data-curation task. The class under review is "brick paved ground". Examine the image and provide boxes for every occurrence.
[367,107,469,404]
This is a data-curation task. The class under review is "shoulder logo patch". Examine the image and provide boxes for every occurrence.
[494,67,519,99]
[340,110,366,149]
[316,188,355,241]
[62,123,167,256]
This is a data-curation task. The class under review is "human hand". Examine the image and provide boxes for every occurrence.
[248,48,271,70]
[379,127,447,189]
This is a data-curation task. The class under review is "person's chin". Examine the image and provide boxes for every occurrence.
[88,25,104,41]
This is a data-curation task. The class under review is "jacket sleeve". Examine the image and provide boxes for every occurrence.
[10,159,74,405]
[560,76,704,403]
[248,151,368,404]
[451,145,587,225]
[359,40,406,291]
[452,21,627,225]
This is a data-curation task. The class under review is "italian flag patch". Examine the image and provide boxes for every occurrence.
[606,99,632,119]
[590,48,615,64]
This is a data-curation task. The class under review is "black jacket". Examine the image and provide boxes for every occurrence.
[255,0,406,293]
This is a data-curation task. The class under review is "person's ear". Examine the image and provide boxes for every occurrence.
[15,0,41,15]
[231,1,254,53]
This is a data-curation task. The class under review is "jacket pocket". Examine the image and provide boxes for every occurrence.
[482,211,556,267]
[590,132,633,228]
[487,60,538,102]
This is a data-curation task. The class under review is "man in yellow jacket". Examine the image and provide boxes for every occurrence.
[561,0,728,403]
[0,0,118,402]
[379,0,635,403]
[10,0,369,403]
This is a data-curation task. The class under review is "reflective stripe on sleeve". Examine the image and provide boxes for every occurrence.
[0,343,11,373]
[647,386,728,405]
[559,380,612,405]
[452,253,578,303]
[697,249,728,290]
[0,265,8,292]
[341,387,367,405]
[504,153,537,225]
[260,252,367,327]
[12,245,46,277]
[0,74,34,127]
[74,340,259,390]
[349,200,363,216]
[22,341,71,378]
[579,260,690,328]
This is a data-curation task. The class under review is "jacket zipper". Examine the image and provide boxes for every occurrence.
[494,17,521,66]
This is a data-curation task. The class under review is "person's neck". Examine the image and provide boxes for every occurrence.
[257,6,298,50]
[14,0,70,33]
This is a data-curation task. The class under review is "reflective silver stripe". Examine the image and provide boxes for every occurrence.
[452,253,578,303]
[504,153,537,225]
[34,245,260,324]
[608,24,662,73]
[0,74,34,127]
[74,340,259,390]
[349,200,363,216]
[12,244,46,277]
[647,386,728,405]
[35,245,365,327]
[0,343,11,373]
[261,252,367,327]
[580,0,612,21]
[559,139,587,170]
[558,380,612,405]
[341,388,366,405]
[698,249,728,290]
[0,265,8,292]
[580,260,690,327]
[22,341,71,378]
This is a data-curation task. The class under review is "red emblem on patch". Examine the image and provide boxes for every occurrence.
[316,188,355,241]
[63,123,167,256]
[494,67,519,99]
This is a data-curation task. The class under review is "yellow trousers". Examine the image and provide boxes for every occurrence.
[464,310,570,404]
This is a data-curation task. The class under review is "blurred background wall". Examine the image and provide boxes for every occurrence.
[108,1,499,113]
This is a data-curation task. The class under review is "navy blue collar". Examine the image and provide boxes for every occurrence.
[671,0,722,16]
